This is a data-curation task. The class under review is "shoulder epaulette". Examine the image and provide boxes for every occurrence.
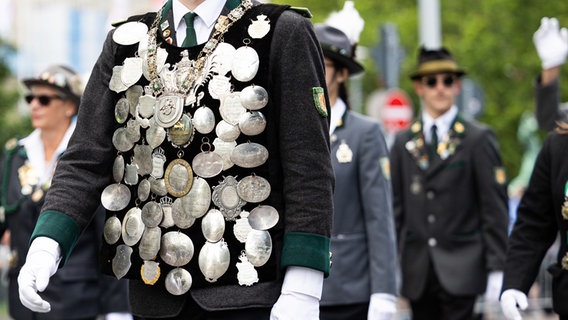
[287,7,312,19]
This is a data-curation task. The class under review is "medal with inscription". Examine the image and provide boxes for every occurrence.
[237,174,271,203]
[201,209,226,243]
[192,138,224,178]
[238,111,266,136]
[122,207,144,246]
[139,227,162,261]
[236,252,259,286]
[199,240,230,283]
[213,138,236,170]
[220,92,247,125]
[212,176,246,221]
[230,142,269,169]
[240,85,268,110]
[160,231,194,267]
[103,216,122,245]
[141,260,161,285]
[193,106,216,134]
[164,154,193,198]
[245,229,272,267]
[113,21,148,45]
[112,245,133,280]
[216,120,241,142]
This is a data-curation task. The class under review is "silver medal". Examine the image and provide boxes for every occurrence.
[192,138,223,178]
[172,197,196,229]
[139,226,162,261]
[141,260,160,285]
[212,176,246,221]
[167,114,194,148]
[213,138,236,170]
[192,106,216,134]
[113,21,149,45]
[101,183,131,211]
[112,127,135,152]
[155,94,184,128]
[109,66,128,93]
[138,90,156,118]
[160,231,194,267]
[248,205,279,230]
[165,268,192,296]
[124,162,139,186]
[113,155,125,183]
[103,216,122,245]
[237,175,271,203]
[220,92,247,125]
[215,120,241,142]
[238,111,266,136]
[141,200,163,228]
[112,244,133,280]
[240,85,268,110]
[115,98,130,124]
[151,148,167,178]
[233,210,252,243]
[248,15,271,39]
[231,45,259,82]
[172,177,211,223]
[134,144,153,176]
[164,158,193,198]
[230,142,269,168]
[138,178,151,202]
[160,196,175,228]
[210,42,236,76]
[121,57,144,87]
[201,209,226,243]
[236,252,259,286]
[245,229,272,267]
[198,240,230,283]
[208,75,232,99]
[148,176,168,196]
[122,207,144,246]
[146,119,167,149]
[126,85,144,116]
[125,119,142,143]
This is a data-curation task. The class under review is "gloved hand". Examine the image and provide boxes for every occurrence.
[17,237,61,313]
[500,289,528,320]
[270,266,323,320]
[484,270,503,302]
[368,293,397,320]
[105,312,134,320]
[533,17,568,69]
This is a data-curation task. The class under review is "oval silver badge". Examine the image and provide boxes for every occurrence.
[230,142,269,168]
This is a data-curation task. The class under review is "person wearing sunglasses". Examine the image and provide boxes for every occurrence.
[0,65,132,319]
[389,46,509,319]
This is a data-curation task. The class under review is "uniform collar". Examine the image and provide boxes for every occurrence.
[329,98,347,135]
[422,105,458,143]
[172,0,225,32]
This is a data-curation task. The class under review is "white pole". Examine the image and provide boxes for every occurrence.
[418,0,441,49]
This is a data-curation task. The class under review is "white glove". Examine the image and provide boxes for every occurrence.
[105,312,134,320]
[500,289,528,320]
[270,266,323,320]
[368,293,397,320]
[17,237,61,313]
[484,270,503,302]
[533,17,568,69]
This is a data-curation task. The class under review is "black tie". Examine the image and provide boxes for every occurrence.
[182,12,198,47]
[430,124,438,156]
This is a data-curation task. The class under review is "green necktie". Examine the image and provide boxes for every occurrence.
[182,12,198,47]
[430,124,438,156]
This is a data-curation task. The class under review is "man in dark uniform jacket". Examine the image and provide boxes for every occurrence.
[16,0,334,319]
[389,46,509,320]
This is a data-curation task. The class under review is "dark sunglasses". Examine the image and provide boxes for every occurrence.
[422,75,456,88]
[25,94,64,106]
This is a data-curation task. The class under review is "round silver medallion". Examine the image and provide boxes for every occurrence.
[198,240,230,283]
[148,177,168,196]
[113,21,149,45]
[141,201,163,228]
[238,111,266,136]
[215,120,241,142]
[139,226,162,261]
[245,229,272,267]
[237,175,271,203]
[155,94,184,128]
[192,152,224,178]
[201,209,226,243]
[220,92,247,125]
[172,177,211,222]
[231,46,259,82]
[137,178,151,202]
[240,85,268,110]
[122,207,144,246]
[172,197,196,229]
[192,106,216,134]
[146,119,167,149]
[213,138,236,170]
[114,98,130,124]
[248,205,279,230]
[101,183,131,211]
[210,42,236,76]
[103,216,122,245]
[165,268,192,296]
[112,127,135,152]
[230,142,269,168]
[160,231,194,267]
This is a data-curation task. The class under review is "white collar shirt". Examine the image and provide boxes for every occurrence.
[173,0,225,46]
[422,105,458,143]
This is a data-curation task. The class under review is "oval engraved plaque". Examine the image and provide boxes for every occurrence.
[164,159,193,197]
[231,46,259,82]
[237,175,271,203]
[160,231,194,267]
[139,226,162,261]
[230,142,269,168]
[201,209,226,243]
[122,207,144,246]
[238,111,266,136]
[101,183,131,211]
[198,240,230,283]
[248,205,279,230]
[245,229,272,267]
[103,216,122,245]
[192,152,224,178]
[240,85,268,110]
[193,106,216,134]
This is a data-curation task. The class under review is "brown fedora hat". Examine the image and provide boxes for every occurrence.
[409,46,466,80]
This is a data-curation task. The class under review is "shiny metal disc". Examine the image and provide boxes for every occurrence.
[137,178,151,202]
[148,177,168,196]
[245,229,272,267]
[160,231,194,267]
[213,138,236,171]
[121,57,144,87]
[101,183,131,211]
[164,159,193,197]
[201,209,226,243]
[134,144,153,176]
[231,46,259,82]
[220,92,247,126]
[237,175,271,203]
[122,207,144,246]
[240,85,268,110]
[238,111,266,136]
[112,127,135,152]
[114,98,130,124]
[192,106,216,134]
[198,240,230,283]
[173,177,211,221]
[109,66,128,93]
[126,85,144,116]
[155,94,184,128]
[192,152,224,178]
[138,94,156,118]
[230,142,269,168]
[172,197,196,229]
[215,120,241,142]
[139,226,162,261]
[113,155,125,183]
[210,42,236,76]
[248,205,279,230]
[207,75,232,99]
[212,176,246,221]
[112,244,133,280]
[141,201,163,228]
[165,268,192,296]
[146,119,167,149]
[113,21,149,45]
[103,216,122,245]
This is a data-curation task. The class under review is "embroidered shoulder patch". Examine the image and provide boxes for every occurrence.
[494,167,506,185]
[313,87,328,117]
[4,138,17,151]
[379,157,391,180]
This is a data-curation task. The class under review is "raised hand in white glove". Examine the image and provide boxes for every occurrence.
[17,237,61,313]
[484,270,503,302]
[270,266,323,320]
[500,289,528,320]
[533,17,568,69]
[105,312,134,320]
[368,293,397,320]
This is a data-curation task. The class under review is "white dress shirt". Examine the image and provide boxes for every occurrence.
[173,0,225,46]
[422,105,458,143]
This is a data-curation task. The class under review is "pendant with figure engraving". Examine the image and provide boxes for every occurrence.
[248,205,279,230]
[237,175,271,203]
[238,111,266,136]
[167,114,194,148]
[141,260,161,285]
[220,92,247,125]
[232,46,259,82]
[233,210,252,243]
[141,200,163,228]
[113,21,148,45]
[236,252,259,286]
[165,267,192,295]
[192,151,224,178]
[138,178,151,201]
[230,142,269,168]
[122,207,144,246]
[216,120,241,142]
[199,240,230,283]
[101,183,131,211]
[113,154,125,183]
[148,176,168,196]
[146,119,167,149]
[213,138,236,170]
[193,106,216,134]
[172,177,211,224]
[139,226,162,261]
[155,94,184,128]
[240,85,268,110]
[110,66,128,93]
[115,98,130,124]
[134,144,153,176]
[160,231,194,267]
[103,216,122,245]
[210,42,236,76]
[245,229,272,267]
[212,176,246,221]
[112,127,135,152]
[172,197,196,229]
[112,244,133,280]
[121,57,144,87]
[201,209,226,243]
[208,75,232,99]
[164,159,193,197]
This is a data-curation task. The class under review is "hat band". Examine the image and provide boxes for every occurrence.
[415,60,460,75]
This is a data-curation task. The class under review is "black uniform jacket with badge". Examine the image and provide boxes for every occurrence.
[0,141,130,319]
[389,115,508,299]
[30,1,333,317]
[502,129,568,315]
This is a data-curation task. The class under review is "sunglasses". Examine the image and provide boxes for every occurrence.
[422,75,456,88]
[25,94,64,106]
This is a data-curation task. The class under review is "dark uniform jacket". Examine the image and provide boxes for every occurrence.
[502,129,568,315]
[30,1,333,317]
[0,142,130,320]
[389,115,508,300]
[321,110,398,305]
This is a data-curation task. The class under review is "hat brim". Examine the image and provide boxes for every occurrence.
[410,69,466,80]
[323,49,364,75]
[410,59,466,80]
[23,79,81,106]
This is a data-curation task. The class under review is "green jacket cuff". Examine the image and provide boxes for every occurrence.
[281,232,330,277]
[31,210,80,266]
